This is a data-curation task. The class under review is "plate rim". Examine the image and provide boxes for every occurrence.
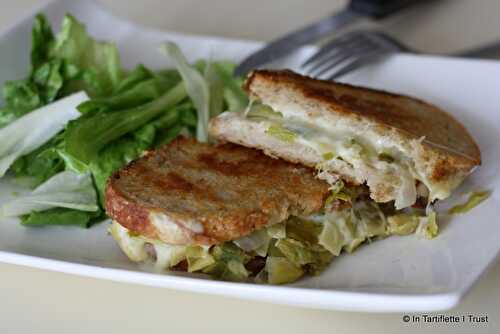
[0,250,462,313]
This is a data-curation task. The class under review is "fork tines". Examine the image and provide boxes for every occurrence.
[301,30,406,80]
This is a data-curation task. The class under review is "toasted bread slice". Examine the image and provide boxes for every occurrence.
[105,137,329,245]
[210,70,481,208]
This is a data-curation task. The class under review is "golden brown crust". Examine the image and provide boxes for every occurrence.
[244,69,481,169]
[242,70,481,192]
[105,137,330,245]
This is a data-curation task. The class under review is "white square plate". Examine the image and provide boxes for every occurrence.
[0,0,498,313]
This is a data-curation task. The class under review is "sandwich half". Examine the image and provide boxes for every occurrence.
[105,137,415,284]
[209,70,481,209]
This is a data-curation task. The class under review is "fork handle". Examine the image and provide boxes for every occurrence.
[349,0,430,19]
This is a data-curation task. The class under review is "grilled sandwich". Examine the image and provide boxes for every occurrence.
[106,71,481,285]
[106,137,417,284]
[106,138,347,283]
[209,70,481,209]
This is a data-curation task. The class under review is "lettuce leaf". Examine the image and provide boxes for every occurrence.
[31,14,55,69]
[204,62,224,119]
[78,67,180,114]
[161,42,211,142]
[1,170,98,217]
[64,83,186,164]
[49,14,122,97]
[9,134,65,187]
[21,207,101,228]
[0,15,56,126]
[212,62,247,112]
[0,92,89,177]
[1,14,122,129]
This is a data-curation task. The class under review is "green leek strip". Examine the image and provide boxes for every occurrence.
[266,125,297,143]
[448,191,491,214]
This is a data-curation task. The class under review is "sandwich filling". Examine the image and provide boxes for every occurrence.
[110,182,437,284]
[237,103,449,209]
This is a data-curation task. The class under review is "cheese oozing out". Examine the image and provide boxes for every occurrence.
[109,220,188,270]
[242,104,445,209]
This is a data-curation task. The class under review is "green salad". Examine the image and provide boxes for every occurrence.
[0,14,246,227]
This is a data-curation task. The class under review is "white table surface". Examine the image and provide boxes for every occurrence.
[0,0,499,333]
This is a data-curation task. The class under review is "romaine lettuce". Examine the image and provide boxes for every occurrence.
[9,135,65,187]
[1,170,98,217]
[0,92,89,177]
[1,14,122,129]
[64,83,186,164]
[161,42,211,142]
[21,207,101,228]
[213,62,247,112]
[49,14,122,97]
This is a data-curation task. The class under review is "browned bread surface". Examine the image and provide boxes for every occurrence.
[105,137,329,245]
[208,69,482,204]
[245,70,481,167]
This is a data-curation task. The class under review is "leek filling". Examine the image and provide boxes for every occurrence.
[245,103,444,209]
[110,182,437,285]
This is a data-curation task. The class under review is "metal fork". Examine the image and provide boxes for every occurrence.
[301,30,500,80]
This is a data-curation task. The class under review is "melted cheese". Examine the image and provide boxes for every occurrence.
[109,221,188,270]
[243,108,449,208]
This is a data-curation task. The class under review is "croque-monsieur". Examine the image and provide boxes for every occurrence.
[105,138,412,284]
[210,70,481,209]
[105,70,481,284]
[106,138,335,283]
